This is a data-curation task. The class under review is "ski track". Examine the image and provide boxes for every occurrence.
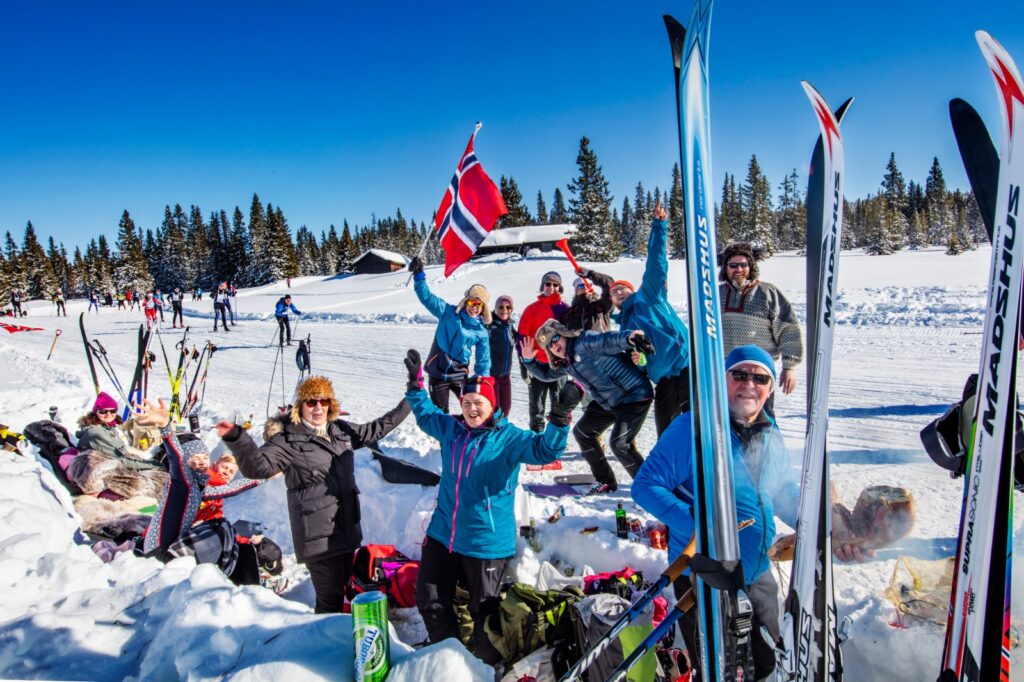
[0,248,1021,680]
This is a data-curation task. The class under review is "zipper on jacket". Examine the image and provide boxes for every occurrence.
[484,484,495,533]
[449,432,471,551]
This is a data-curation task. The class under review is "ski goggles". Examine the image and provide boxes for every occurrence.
[728,369,772,386]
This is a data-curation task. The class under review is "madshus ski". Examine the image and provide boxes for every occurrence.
[939,30,1022,682]
[667,1,753,679]
[779,83,851,682]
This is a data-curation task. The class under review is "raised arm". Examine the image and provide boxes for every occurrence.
[346,398,412,450]
[220,424,296,480]
[641,213,670,300]
[413,273,449,319]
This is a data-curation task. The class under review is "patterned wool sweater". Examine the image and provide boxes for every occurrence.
[719,279,803,369]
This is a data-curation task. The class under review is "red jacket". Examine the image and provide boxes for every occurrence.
[194,469,227,524]
[517,293,569,365]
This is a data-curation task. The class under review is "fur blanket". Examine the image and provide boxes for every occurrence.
[74,495,155,539]
[66,450,169,499]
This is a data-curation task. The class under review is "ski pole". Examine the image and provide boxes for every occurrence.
[79,312,101,395]
[561,518,754,682]
[560,536,699,682]
[266,343,283,417]
[46,329,62,360]
[605,589,697,682]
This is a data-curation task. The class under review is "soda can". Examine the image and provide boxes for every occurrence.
[629,518,643,537]
[352,591,390,682]
[648,525,668,550]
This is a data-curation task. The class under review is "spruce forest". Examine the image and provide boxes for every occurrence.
[1,137,984,302]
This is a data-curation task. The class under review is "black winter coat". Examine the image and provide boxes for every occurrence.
[223,399,410,562]
[559,269,615,333]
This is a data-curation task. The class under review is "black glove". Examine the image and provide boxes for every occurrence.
[404,349,424,392]
[409,256,424,275]
[629,332,655,356]
[548,382,584,427]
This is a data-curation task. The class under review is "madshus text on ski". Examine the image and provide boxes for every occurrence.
[2,10,1023,682]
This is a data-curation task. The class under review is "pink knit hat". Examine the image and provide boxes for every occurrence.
[93,392,118,413]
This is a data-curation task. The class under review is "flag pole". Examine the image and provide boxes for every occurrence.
[405,121,483,287]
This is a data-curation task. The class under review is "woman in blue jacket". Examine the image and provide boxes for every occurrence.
[409,256,491,412]
[403,349,581,665]
[632,345,799,681]
[522,319,654,495]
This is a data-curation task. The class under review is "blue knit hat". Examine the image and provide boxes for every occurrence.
[725,345,777,385]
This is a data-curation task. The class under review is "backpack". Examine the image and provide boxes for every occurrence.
[568,592,658,682]
[920,373,1024,491]
[484,583,584,666]
[166,517,239,576]
[346,544,419,608]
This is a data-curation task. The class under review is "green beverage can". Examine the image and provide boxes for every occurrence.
[352,591,390,682]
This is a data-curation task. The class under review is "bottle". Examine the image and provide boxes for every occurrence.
[615,502,628,539]
[528,519,542,552]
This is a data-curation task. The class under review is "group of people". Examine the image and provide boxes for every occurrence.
[29,203,814,680]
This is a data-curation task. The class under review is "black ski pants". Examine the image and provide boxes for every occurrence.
[528,376,563,433]
[655,371,692,437]
[572,399,651,488]
[494,374,512,418]
[213,303,229,331]
[672,570,780,682]
[276,315,291,345]
[417,536,508,666]
[306,550,355,614]
[172,301,184,327]
[428,376,461,414]
[55,301,66,316]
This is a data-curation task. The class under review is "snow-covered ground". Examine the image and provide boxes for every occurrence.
[0,247,1020,681]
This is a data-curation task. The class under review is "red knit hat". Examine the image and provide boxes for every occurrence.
[460,376,497,410]
[611,279,635,293]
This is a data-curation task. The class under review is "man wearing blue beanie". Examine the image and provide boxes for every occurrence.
[632,344,799,682]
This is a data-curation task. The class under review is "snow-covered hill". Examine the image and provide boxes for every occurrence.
[0,246,1019,681]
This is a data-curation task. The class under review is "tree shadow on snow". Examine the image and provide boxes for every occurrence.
[829,449,927,465]
[828,404,948,419]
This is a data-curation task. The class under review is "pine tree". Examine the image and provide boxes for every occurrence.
[881,153,908,214]
[247,194,269,285]
[739,155,775,252]
[321,225,340,274]
[567,137,618,261]
[907,209,926,249]
[536,190,548,225]
[631,182,650,256]
[619,196,633,255]
[964,192,986,246]
[339,220,357,271]
[113,211,153,291]
[499,176,532,228]
[925,157,952,246]
[716,174,734,246]
[550,188,568,224]
[187,205,213,290]
[774,169,804,251]
[229,207,249,285]
[668,163,685,257]
[21,221,57,299]
[4,231,25,298]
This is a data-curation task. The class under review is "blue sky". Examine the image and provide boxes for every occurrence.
[1,1,1022,250]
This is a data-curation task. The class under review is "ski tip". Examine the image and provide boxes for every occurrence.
[976,30,1023,96]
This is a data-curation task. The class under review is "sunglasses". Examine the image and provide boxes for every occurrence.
[727,261,750,270]
[549,333,562,346]
[729,370,772,386]
[542,281,560,288]
[497,304,513,311]
[96,408,118,415]
[304,398,332,408]
[465,299,483,308]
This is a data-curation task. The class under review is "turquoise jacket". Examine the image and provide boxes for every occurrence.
[610,218,690,384]
[632,411,799,584]
[414,273,491,380]
[407,388,568,559]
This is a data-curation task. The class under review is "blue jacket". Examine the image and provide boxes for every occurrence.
[632,411,799,584]
[414,272,491,379]
[524,330,653,410]
[610,218,690,384]
[407,388,568,558]
[487,317,519,377]
[275,299,301,317]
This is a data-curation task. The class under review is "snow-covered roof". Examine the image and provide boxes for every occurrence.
[479,223,577,248]
[352,248,409,265]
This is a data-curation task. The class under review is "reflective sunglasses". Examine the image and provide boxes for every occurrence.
[548,333,562,347]
[729,370,772,386]
[304,398,332,408]
[96,408,118,415]
[726,261,750,270]
[465,299,484,308]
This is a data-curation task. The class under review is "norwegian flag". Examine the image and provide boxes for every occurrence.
[434,124,507,277]
[0,322,43,333]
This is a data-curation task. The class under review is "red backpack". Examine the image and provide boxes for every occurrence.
[347,544,419,609]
